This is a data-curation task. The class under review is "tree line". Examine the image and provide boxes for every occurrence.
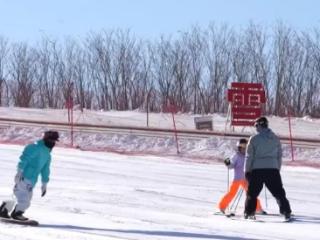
[1,22,320,117]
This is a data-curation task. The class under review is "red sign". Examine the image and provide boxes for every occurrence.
[227,82,266,126]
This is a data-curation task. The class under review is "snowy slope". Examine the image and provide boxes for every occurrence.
[0,144,319,240]
[1,107,320,166]
[1,107,320,139]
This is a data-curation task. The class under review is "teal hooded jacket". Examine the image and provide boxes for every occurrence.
[17,140,52,187]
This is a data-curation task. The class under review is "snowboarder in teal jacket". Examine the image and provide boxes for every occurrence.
[0,130,59,221]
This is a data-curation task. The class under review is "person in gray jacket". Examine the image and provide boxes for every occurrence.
[244,116,292,221]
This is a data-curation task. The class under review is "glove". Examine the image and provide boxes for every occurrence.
[223,158,231,166]
[41,183,47,197]
[14,170,23,184]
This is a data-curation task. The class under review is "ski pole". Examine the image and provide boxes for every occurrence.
[229,188,241,211]
[227,167,230,212]
[264,185,268,209]
[232,188,244,213]
[230,188,244,213]
[227,168,230,191]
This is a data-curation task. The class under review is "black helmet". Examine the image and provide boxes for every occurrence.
[43,130,59,141]
[237,138,247,148]
[254,116,268,128]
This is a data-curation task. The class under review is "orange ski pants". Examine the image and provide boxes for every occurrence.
[219,179,263,211]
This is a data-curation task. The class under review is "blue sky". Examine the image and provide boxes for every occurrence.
[1,0,319,43]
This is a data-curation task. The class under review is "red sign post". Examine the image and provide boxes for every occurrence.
[227,82,266,126]
[163,100,180,154]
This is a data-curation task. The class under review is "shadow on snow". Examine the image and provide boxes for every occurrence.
[39,224,259,240]
[38,214,320,239]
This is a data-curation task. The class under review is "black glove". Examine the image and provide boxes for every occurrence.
[41,183,47,197]
[245,171,251,180]
[224,158,231,166]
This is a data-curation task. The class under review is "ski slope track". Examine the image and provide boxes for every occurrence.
[0,144,319,240]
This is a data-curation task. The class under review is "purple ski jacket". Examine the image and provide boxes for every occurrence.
[228,151,245,181]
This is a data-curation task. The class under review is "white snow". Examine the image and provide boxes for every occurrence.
[0,107,320,239]
[1,107,320,166]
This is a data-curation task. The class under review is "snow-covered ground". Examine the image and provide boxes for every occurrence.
[1,107,320,139]
[0,107,320,166]
[0,144,319,240]
[0,107,320,239]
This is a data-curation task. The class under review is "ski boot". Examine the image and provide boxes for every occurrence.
[284,212,292,222]
[244,213,256,220]
[11,208,28,221]
[0,202,10,219]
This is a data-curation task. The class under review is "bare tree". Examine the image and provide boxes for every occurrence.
[0,37,9,106]
[203,23,234,113]
[151,36,176,109]
[272,22,293,115]
[170,39,191,111]
[58,40,77,109]
[182,26,204,113]
[9,43,37,107]
[36,38,63,108]
[243,23,272,113]
[86,32,113,110]
[72,42,92,110]
[3,23,320,116]
[302,29,320,116]
[131,43,153,111]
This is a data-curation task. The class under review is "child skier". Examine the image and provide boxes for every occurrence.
[218,138,266,214]
[0,130,59,221]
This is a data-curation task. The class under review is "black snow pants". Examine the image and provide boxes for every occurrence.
[244,169,291,216]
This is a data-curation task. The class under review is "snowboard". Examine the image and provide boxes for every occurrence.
[0,217,39,226]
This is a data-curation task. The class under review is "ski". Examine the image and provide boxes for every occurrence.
[283,217,294,223]
[226,213,236,217]
[213,211,235,217]
[213,211,225,216]
[230,217,264,223]
[214,210,294,223]
[229,215,294,223]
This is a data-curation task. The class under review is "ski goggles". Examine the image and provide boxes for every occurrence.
[237,143,247,148]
